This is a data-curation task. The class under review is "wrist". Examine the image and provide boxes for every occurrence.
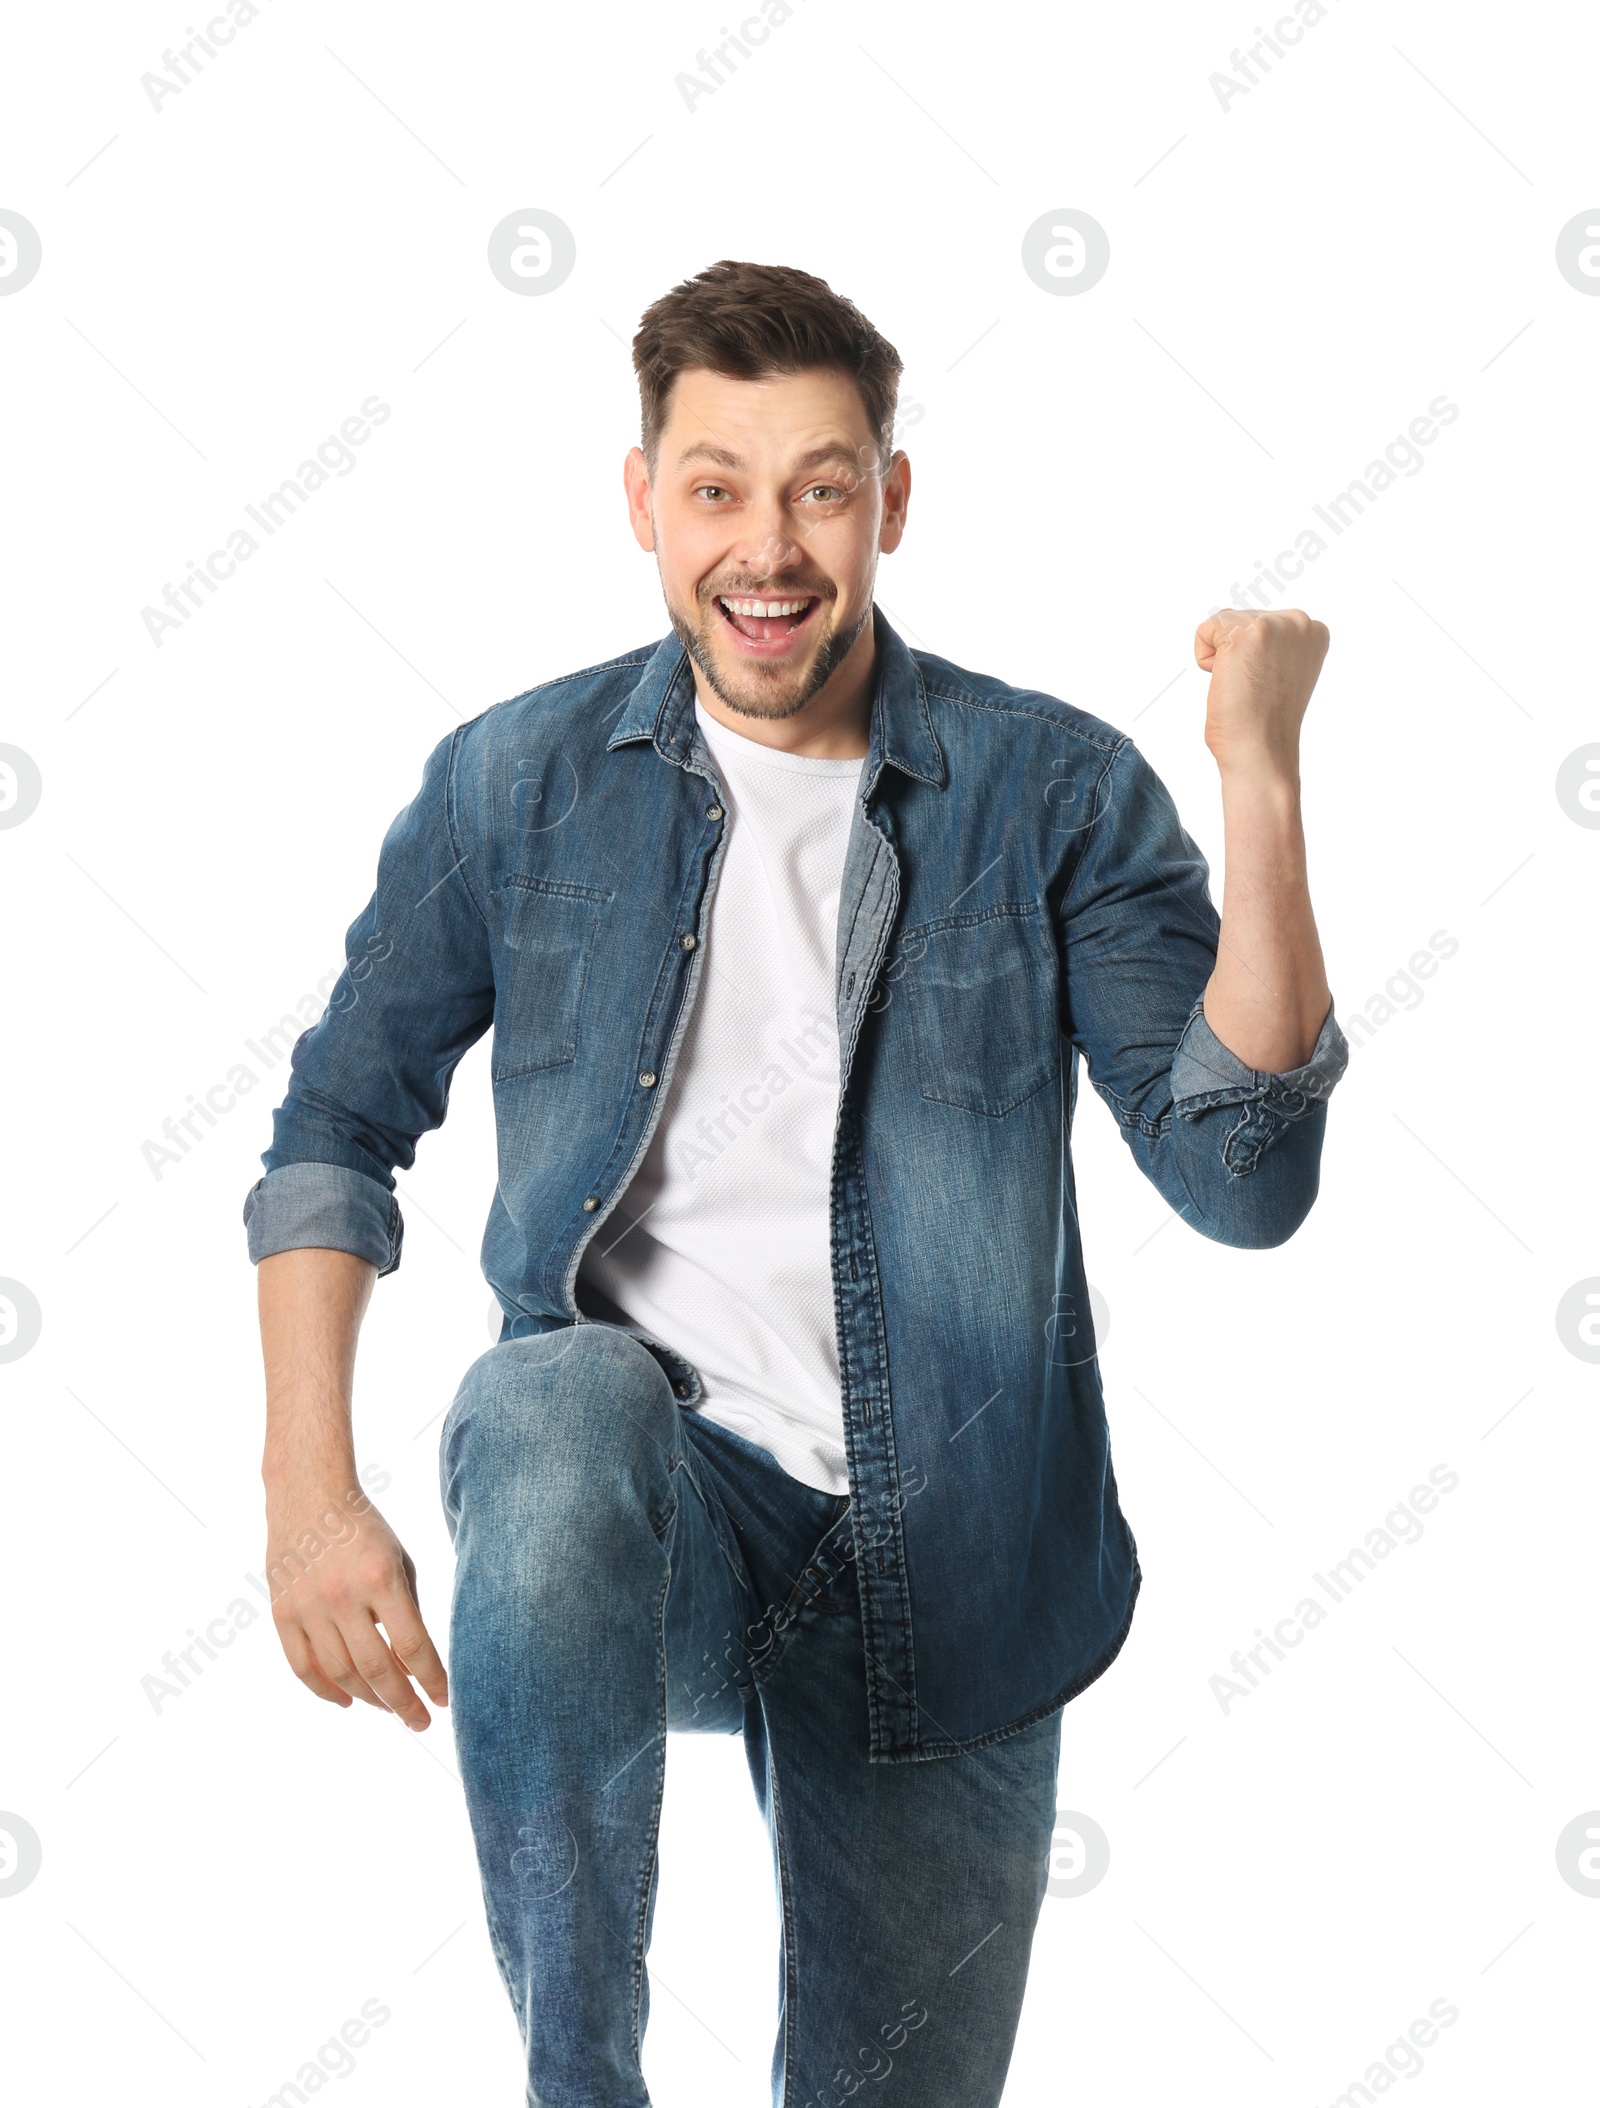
[261,1437,359,1497]
[1215,751,1302,809]
[263,1471,372,1546]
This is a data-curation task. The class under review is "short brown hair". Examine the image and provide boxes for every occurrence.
[632,259,903,474]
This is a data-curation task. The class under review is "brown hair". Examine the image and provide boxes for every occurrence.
[632,258,903,474]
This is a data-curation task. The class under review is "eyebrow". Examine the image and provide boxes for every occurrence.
[674,440,862,478]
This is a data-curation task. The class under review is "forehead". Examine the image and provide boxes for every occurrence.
[658,365,875,465]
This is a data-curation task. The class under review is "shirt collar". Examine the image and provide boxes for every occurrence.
[604,604,947,790]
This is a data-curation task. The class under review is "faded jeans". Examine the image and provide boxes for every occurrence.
[438,1323,1065,2107]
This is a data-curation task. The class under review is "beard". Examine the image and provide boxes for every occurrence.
[667,579,874,723]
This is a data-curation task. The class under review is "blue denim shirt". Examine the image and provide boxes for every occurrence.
[244,607,1347,1763]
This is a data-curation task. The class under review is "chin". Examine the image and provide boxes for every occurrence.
[703,656,824,721]
[673,596,868,723]
[680,617,831,722]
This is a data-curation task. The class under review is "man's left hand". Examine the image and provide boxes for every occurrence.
[1194,606,1330,781]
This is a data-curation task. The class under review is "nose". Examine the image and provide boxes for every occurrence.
[733,523,802,583]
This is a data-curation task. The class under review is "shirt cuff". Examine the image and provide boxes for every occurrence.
[1170,996,1348,1109]
[242,1163,404,1276]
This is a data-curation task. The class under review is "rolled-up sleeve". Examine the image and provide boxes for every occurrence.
[243,1162,404,1275]
[242,725,495,1274]
[1170,995,1348,1173]
[1057,732,1346,1248]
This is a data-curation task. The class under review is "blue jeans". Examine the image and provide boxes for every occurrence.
[439,1324,1065,2107]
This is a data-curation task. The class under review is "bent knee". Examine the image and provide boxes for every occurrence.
[444,1324,679,1499]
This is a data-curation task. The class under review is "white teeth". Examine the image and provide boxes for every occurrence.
[719,596,813,619]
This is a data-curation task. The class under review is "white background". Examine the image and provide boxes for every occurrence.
[3,0,1597,2101]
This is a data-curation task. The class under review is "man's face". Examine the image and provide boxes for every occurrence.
[624,366,909,722]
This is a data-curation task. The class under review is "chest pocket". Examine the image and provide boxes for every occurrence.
[492,873,612,1080]
[900,901,1058,1117]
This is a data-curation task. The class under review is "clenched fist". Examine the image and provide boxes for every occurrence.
[1194,607,1330,781]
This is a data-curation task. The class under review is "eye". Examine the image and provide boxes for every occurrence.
[694,484,731,501]
[804,484,843,502]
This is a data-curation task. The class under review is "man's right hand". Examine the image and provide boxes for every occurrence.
[264,1475,448,1730]
[256,1247,446,1729]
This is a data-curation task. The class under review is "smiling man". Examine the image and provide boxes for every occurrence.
[642,378,893,741]
[246,258,1348,2107]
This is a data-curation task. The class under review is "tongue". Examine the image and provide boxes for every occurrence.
[728,605,805,641]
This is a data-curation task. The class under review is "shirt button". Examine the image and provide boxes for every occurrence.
[582,1195,600,1212]
[638,1069,658,1089]
[674,1382,691,1398]
[679,931,698,951]
[706,803,724,821]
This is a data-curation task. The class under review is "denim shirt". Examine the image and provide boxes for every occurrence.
[244,607,1348,1763]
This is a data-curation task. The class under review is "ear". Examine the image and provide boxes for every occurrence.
[878,449,911,556]
[623,446,655,553]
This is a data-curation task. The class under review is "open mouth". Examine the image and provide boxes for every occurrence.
[713,591,822,652]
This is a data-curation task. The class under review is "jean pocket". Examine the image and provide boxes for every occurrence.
[491,872,612,1079]
[901,901,1058,1117]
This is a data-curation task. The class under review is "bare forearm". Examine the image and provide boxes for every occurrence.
[1203,762,1331,1073]
[254,1246,445,1727]
[258,1246,377,1482]
[1191,605,1333,1073]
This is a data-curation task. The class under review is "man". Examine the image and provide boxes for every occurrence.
[246,258,1347,2106]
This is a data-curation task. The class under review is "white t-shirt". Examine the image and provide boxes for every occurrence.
[578,699,863,1494]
